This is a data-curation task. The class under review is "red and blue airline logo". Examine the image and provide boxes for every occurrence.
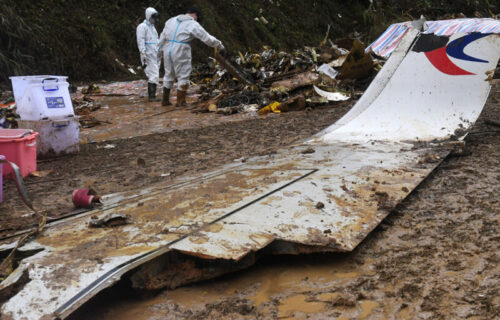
[413,33,490,75]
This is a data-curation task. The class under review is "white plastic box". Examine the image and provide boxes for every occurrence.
[10,76,75,121]
[17,118,80,156]
[10,75,68,104]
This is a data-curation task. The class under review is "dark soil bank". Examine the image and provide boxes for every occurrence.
[0,0,496,84]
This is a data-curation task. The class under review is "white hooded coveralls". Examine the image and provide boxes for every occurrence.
[158,14,222,89]
[136,8,159,84]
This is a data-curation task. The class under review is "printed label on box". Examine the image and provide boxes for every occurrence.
[46,97,65,109]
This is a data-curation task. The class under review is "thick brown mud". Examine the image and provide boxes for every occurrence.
[0,97,352,237]
[64,82,500,319]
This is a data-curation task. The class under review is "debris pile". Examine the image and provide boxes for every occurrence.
[192,39,380,115]
[73,95,101,115]
[72,95,106,128]
[0,92,17,128]
[2,41,379,129]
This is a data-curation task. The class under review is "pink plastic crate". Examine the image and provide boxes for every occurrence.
[0,155,4,202]
[0,129,39,178]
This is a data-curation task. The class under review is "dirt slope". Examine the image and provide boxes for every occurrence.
[0,0,496,85]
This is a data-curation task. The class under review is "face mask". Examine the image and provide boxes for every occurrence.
[149,14,158,24]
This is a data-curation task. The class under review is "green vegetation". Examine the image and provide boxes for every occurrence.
[0,0,496,85]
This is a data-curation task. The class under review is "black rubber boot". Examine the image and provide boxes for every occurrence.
[148,83,160,102]
[147,83,153,101]
[162,87,171,106]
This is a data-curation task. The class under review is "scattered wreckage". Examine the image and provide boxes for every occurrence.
[0,18,499,319]
[0,37,370,129]
[196,39,371,115]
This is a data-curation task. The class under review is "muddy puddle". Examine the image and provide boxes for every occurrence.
[71,253,382,320]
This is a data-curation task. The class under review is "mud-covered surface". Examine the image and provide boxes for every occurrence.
[77,84,260,143]
[67,82,500,319]
[0,101,352,237]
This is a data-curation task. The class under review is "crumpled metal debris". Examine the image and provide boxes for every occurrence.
[192,40,377,116]
[73,96,101,115]
[317,64,339,80]
[72,96,112,128]
[0,92,17,129]
[313,86,350,102]
[0,103,17,129]
[88,213,131,228]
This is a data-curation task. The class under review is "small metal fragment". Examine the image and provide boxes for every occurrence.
[88,213,132,228]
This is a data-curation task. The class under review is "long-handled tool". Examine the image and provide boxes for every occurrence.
[214,49,258,89]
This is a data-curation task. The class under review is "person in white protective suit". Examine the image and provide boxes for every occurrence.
[136,7,161,101]
[158,7,224,107]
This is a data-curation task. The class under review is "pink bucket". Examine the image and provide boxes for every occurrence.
[0,129,38,178]
[0,154,4,203]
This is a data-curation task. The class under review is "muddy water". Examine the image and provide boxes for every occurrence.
[72,249,421,319]
[72,254,376,319]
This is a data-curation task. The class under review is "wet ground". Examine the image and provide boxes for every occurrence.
[78,82,257,144]
[0,92,353,237]
[1,81,499,319]
[68,82,500,319]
